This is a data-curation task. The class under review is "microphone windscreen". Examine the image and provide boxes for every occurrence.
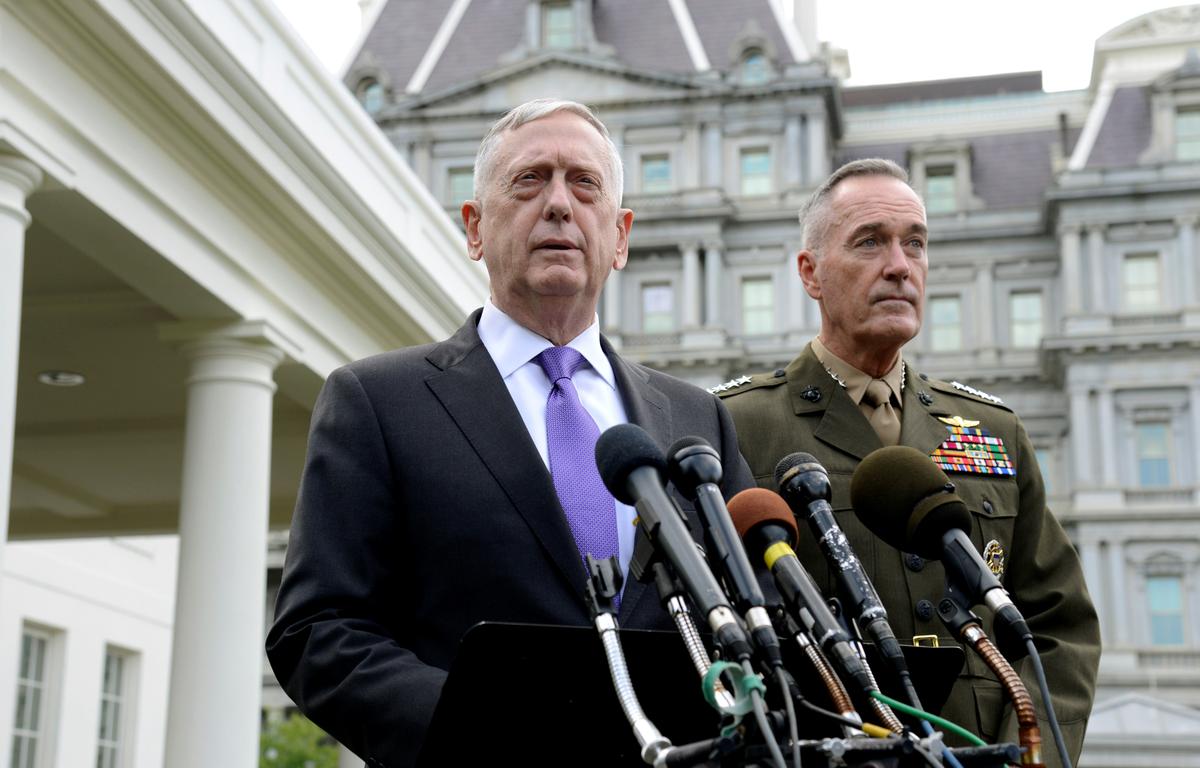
[595,423,667,505]
[773,451,824,488]
[666,435,721,497]
[850,446,972,560]
[727,488,798,544]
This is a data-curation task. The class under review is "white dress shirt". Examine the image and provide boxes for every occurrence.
[477,300,637,578]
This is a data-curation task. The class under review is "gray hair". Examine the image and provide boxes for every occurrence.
[473,98,624,205]
[798,158,915,253]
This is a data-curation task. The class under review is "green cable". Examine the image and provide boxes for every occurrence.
[869,690,986,747]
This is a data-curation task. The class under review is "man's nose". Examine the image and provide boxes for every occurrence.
[881,240,910,278]
[543,175,572,221]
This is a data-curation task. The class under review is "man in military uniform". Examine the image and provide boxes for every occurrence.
[718,159,1100,766]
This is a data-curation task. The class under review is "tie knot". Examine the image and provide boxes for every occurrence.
[863,379,893,408]
[536,346,588,384]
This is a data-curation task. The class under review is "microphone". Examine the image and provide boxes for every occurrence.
[849,445,1032,642]
[774,453,912,686]
[595,424,752,662]
[667,436,782,669]
[726,487,875,695]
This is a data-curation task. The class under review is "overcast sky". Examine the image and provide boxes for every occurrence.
[271,0,1181,91]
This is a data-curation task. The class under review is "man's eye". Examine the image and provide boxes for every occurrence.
[907,238,925,249]
[577,176,599,186]
[860,237,878,248]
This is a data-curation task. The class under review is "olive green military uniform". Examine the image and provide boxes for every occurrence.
[718,344,1100,767]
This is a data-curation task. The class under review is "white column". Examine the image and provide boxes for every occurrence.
[1190,382,1200,490]
[1069,386,1094,487]
[603,267,622,334]
[1106,541,1129,646]
[1179,215,1198,307]
[703,241,723,328]
[163,325,285,768]
[681,242,701,328]
[786,246,808,331]
[974,263,994,349]
[0,155,42,579]
[1096,388,1118,487]
[805,112,829,185]
[1078,540,1107,643]
[1087,224,1106,313]
[784,116,803,189]
[701,123,722,188]
[1060,224,1083,316]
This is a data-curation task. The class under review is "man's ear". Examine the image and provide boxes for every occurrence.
[462,201,484,262]
[798,249,821,300]
[612,208,634,270]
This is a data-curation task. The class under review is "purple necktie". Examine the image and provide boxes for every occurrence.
[536,346,620,575]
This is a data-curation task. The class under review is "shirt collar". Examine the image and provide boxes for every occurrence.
[478,299,616,389]
[811,337,904,408]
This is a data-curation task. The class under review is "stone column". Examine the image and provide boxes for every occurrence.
[785,246,808,331]
[1106,541,1129,646]
[1087,224,1106,313]
[163,323,286,768]
[1077,540,1107,643]
[805,112,829,185]
[974,263,994,350]
[701,123,722,188]
[703,241,723,328]
[1095,388,1118,487]
[0,155,42,580]
[784,116,803,190]
[681,242,701,328]
[1060,224,1083,316]
[1179,215,1198,308]
[1069,386,1094,488]
[1190,382,1200,491]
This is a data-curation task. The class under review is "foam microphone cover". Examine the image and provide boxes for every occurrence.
[727,488,799,544]
[850,445,972,560]
[595,423,667,505]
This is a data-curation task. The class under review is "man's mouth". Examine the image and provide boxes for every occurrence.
[535,239,579,251]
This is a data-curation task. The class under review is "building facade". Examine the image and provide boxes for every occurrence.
[342,2,1200,764]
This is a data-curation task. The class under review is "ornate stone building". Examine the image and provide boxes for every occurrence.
[340,2,1200,764]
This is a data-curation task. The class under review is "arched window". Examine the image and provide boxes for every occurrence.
[357,79,385,115]
[740,49,770,85]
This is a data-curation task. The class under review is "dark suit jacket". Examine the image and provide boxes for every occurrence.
[266,311,753,767]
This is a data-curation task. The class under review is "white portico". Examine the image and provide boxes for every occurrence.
[0,0,487,765]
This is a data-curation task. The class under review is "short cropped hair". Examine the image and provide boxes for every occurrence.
[798,158,915,253]
[473,98,624,205]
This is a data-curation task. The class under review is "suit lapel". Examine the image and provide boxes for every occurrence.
[602,337,669,624]
[424,313,586,597]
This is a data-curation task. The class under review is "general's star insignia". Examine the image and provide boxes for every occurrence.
[707,375,753,394]
[951,381,1003,404]
[939,415,981,428]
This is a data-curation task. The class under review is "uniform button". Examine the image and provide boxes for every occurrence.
[905,553,925,572]
[982,500,994,515]
[915,599,935,621]
[774,368,786,378]
[918,391,933,406]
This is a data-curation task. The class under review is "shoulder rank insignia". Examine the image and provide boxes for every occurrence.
[708,375,752,394]
[950,381,1004,405]
[983,539,1005,578]
[938,415,980,428]
[930,423,1015,476]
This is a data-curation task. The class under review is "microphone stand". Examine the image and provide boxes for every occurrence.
[938,583,1045,767]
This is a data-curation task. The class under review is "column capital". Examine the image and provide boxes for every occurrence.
[161,320,292,390]
[678,241,700,256]
[1057,221,1083,238]
[1176,213,1199,228]
[702,239,724,253]
[0,155,43,228]
[1084,222,1107,235]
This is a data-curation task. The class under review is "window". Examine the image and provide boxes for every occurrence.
[96,650,130,768]
[1009,291,1043,348]
[1147,574,1186,645]
[356,79,384,115]
[1122,252,1161,311]
[541,1,574,49]
[924,165,957,214]
[640,154,672,194]
[10,630,50,768]
[641,283,673,333]
[1177,108,1200,161]
[929,296,962,351]
[1136,422,1171,487]
[1034,447,1053,494]
[739,148,771,196]
[741,277,774,334]
[447,167,474,204]
[740,50,770,85]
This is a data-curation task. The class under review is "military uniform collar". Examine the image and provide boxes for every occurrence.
[810,337,904,409]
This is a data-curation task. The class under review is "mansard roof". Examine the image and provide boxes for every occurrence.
[843,72,1043,108]
[1085,85,1152,169]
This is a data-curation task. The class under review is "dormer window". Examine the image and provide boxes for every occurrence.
[909,142,982,215]
[542,1,575,49]
[923,165,957,214]
[1177,107,1200,161]
[356,78,385,115]
[740,49,771,85]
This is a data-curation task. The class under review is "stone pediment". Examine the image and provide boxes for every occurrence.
[402,52,705,114]
[1100,6,1200,47]
[1087,693,1200,736]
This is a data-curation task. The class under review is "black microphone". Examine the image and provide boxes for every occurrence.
[774,453,912,685]
[850,445,1032,642]
[727,487,876,695]
[667,436,782,669]
[595,424,752,662]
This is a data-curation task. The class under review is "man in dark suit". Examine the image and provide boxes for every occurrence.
[266,99,753,767]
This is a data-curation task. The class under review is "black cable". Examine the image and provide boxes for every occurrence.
[1026,637,1073,768]
[795,697,862,731]
[774,667,801,768]
[745,662,786,768]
